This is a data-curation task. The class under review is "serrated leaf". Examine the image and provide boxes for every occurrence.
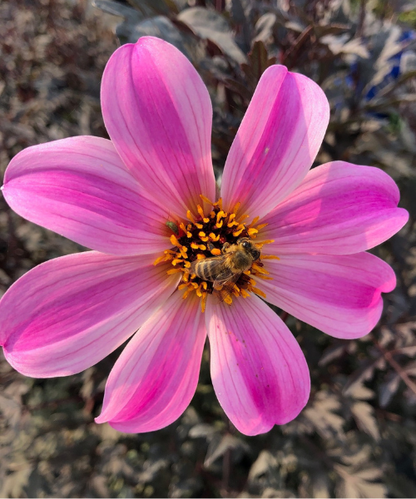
[336,465,387,498]
[343,357,385,395]
[351,402,380,440]
[204,434,249,468]
[248,450,277,480]
[188,423,217,439]
[319,342,347,366]
[379,372,401,407]
[303,392,345,439]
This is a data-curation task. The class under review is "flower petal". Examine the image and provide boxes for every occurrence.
[221,65,329,220]
[0,252,179,377]
[206,294,310,436]
[261,161,408,255]
[101,36,216,218]
[259,252,396,339]
[95,292,206,433]
[2,136,171,255]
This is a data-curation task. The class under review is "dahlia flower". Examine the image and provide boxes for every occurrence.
[0,37,408,436]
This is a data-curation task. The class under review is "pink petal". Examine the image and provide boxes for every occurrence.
[95,292,206,433]
[220,65,330,220]
[259,252,396,339]
[206,294,310,436]
[101,36,216,218]
[2,136,171,256]
[0,252,179,377]
[261,161,408,255]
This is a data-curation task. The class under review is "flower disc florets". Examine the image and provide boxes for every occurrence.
[154,196,277,312]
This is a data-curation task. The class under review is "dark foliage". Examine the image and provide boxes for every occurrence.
[1,0,416,497]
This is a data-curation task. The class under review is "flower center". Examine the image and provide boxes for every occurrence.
[154,196,278,312]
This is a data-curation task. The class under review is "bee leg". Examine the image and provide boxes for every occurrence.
[221,242,230,254]
[207,241,215,251]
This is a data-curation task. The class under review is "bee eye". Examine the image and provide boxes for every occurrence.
[241,240,250,249]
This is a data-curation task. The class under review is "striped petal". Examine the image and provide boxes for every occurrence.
[96,292,206,433]
[2,136,170,256]
[207,294,310,435]
[259,252,396,339]
[221,64,329,220]
[262,161,408,255]
[0,252,179,376]
[101,36,216,219]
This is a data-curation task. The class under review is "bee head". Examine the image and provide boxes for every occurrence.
[238,238,260,261]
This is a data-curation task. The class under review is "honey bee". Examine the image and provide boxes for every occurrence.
[190,238,261,301]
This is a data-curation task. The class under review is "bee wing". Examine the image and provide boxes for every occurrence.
[213,270,240,291]
[214,273,242,302]
[211,266,237,289]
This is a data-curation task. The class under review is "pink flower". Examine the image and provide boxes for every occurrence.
[0,37,408,436]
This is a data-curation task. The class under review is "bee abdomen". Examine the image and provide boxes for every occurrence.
[195,262,214,281]
[191,258,231,282]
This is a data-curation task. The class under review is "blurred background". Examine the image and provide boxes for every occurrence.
[1,0,416,496]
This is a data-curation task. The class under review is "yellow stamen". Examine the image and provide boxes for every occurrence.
[224,295,233,305]
[248,216,259,227]
[182,287,194,299]
[162,194,277,311]
[216,211,226,224]
[232,226,244,237]
[237,214,249,223]
[167,268,183,275]
[186,210,196,223]
[252,287,267,298]
[179,222,192,238]
[200,194,215,206]
[197,204,205,219]
[232,201,241,214]
[170,234,182,248]
[252,263,269,274]
[200,292,207,312]
[256,239,275,247]
[153,254,171,266]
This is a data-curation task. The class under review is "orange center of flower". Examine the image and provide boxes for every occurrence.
[153,195,278,312]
